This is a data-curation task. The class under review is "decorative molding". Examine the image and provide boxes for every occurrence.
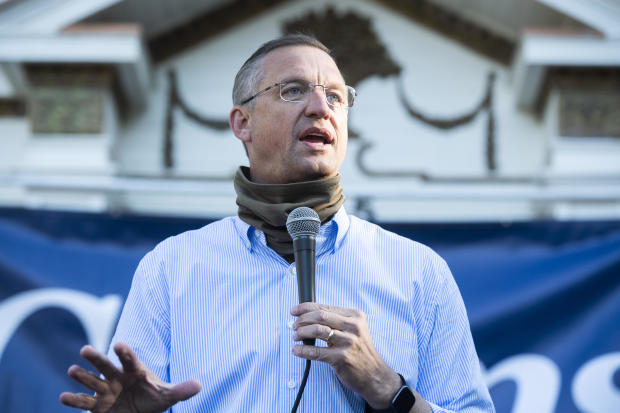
[397,72,497,171]
[282,7,402,87]
[148,0,290,63]
[373,0,515,65]
[356,71,497,178]
[148,0,515,66]
[161,5,499,178]
[164,69,229,171]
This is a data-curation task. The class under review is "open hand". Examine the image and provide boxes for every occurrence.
[59,342,201,413]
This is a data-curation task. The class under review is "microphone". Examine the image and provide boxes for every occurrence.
[286,207,321,346]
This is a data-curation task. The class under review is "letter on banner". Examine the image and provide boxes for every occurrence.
[0,288,122,360]
[485,354,561,413]
[572,352,620,413]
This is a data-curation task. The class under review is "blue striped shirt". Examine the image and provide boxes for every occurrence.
[108,208,494,412]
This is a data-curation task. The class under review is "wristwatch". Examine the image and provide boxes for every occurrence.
[366,374,416,413]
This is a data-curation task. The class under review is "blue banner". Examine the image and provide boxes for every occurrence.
[1,208,619,412]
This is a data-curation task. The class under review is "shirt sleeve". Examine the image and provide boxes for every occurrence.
[416,257,495,413]
[107,246,171,384]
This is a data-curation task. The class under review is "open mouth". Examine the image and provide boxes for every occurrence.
[299,127,333,145]
[301,134,329,144]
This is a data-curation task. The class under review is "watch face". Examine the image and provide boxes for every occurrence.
[393,385,416,412]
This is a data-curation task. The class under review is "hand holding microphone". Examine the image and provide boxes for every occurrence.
[287,208,407,411]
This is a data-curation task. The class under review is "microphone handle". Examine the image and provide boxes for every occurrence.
[293,236,316,346]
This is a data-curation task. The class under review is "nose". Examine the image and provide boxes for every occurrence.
[304,85,331,119]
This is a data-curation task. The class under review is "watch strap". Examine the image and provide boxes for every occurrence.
[364,374,416,413]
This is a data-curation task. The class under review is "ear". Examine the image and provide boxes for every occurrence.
[229,106,252,144]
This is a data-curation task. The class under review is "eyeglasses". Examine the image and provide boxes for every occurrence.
[240,79,356,109]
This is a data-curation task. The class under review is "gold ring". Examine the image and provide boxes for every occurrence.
[326,329,335,343]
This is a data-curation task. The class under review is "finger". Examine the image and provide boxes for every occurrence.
[292,344,333,363]
[81,345,121,380]
[168,380,202,403]
[294,324,334,343]
[114,342,142,375]
[291,302,362,318]
[67,365,109,393]
[291,302,321,315]
[59,392,96,410]
[294,309,362,335]
[320,305,365,318]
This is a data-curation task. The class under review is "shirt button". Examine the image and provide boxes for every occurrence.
[290,266,297,275]
[287,320,294,329]
[287,379,296,389]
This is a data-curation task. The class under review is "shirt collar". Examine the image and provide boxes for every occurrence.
[330,206,350,252]
[234,206,350,255]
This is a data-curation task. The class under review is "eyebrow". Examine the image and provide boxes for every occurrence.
[278,77,305,85]
[279,77,347,90]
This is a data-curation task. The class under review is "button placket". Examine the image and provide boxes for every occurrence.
[281,263,302,405]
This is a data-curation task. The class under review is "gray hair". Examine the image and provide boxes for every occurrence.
[232,34,331,106]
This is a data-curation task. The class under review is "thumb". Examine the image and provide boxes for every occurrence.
[169,380,202,403]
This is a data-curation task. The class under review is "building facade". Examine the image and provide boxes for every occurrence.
[0,0,619,221]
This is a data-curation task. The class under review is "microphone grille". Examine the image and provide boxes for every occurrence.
[286,207,321,239]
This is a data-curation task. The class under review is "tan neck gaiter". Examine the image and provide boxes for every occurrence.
[234,166,345,259]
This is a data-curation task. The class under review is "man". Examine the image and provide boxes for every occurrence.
[60,34,494,413]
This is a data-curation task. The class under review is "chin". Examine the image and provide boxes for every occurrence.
[292,169,336,183]
[287,158,340,183]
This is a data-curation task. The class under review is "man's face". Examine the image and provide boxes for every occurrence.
[236,45,349,184]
